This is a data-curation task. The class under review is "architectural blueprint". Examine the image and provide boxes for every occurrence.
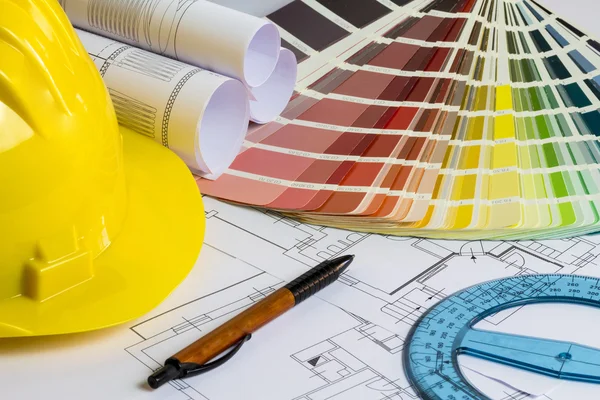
[75,26,249,179]
[77,28,214,149]
[3,196,600,399]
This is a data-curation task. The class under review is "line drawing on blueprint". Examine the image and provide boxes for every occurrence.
[169,0,200,59]
[85,0,179,54]
[160,67,202,147]
[92,44,187,81]
[121,197,600,399]
[109,89,157,137]
[126,258,285,400]
[85,36,205,148]
[288,316,414,400]
[288,316,538,400]
[123,246,421,400]
[116,48,187,81]
[89,46,130,77]
[200,197,600,336]
[75,0,202,60]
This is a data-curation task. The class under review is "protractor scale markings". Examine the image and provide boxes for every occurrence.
[404,274,600,399]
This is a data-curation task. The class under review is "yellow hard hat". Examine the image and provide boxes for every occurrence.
[0,0,205,337]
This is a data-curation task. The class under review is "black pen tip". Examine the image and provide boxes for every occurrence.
[325,254,354,275]
[332,254,354,269]
[334,254,354,262]
[147,364,179,389]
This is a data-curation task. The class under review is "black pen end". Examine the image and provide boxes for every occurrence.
[148,364,179,389]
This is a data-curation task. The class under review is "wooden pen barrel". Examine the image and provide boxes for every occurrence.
[173,287,296,365]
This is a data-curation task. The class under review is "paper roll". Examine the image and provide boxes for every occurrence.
[61,0,281,88]
[249,48,298,124]
[76,29,250,179]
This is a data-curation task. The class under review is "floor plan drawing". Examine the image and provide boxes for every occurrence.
[112,196,600,399]
[122,247,534,400]
[200,197,600,337]
[2,196,598,399]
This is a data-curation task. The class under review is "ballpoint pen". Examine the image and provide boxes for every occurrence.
[147,254,354,389]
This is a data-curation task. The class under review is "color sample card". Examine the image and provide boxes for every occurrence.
[198,0,600,240]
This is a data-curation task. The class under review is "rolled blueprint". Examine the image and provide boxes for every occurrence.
[76,29,250,179]
[248,48,298,124]
[61,0,281,88]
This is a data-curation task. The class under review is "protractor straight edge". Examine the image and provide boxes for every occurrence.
[403,274,600,400]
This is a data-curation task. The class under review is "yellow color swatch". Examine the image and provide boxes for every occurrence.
[458,146,481,169]
[495,85,513,111]
[451,174,477,200]
[494,114,515,139]
[487,85,520,228]
[475,86,490,111]
[466,116,485,140]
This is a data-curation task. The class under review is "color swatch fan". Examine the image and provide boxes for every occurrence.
[198,0,600,240]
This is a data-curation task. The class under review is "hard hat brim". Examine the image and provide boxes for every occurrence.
[0,128,205,337]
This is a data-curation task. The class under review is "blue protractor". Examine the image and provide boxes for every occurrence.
[404,274,600,399]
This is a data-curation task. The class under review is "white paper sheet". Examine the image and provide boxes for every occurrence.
[248,48,297,124]
[61,0,282,88]
[209,0,295,17]
[460,365,543,399]
[76,29,249,178]
[460,356,563,396]
[4,197,600,400]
